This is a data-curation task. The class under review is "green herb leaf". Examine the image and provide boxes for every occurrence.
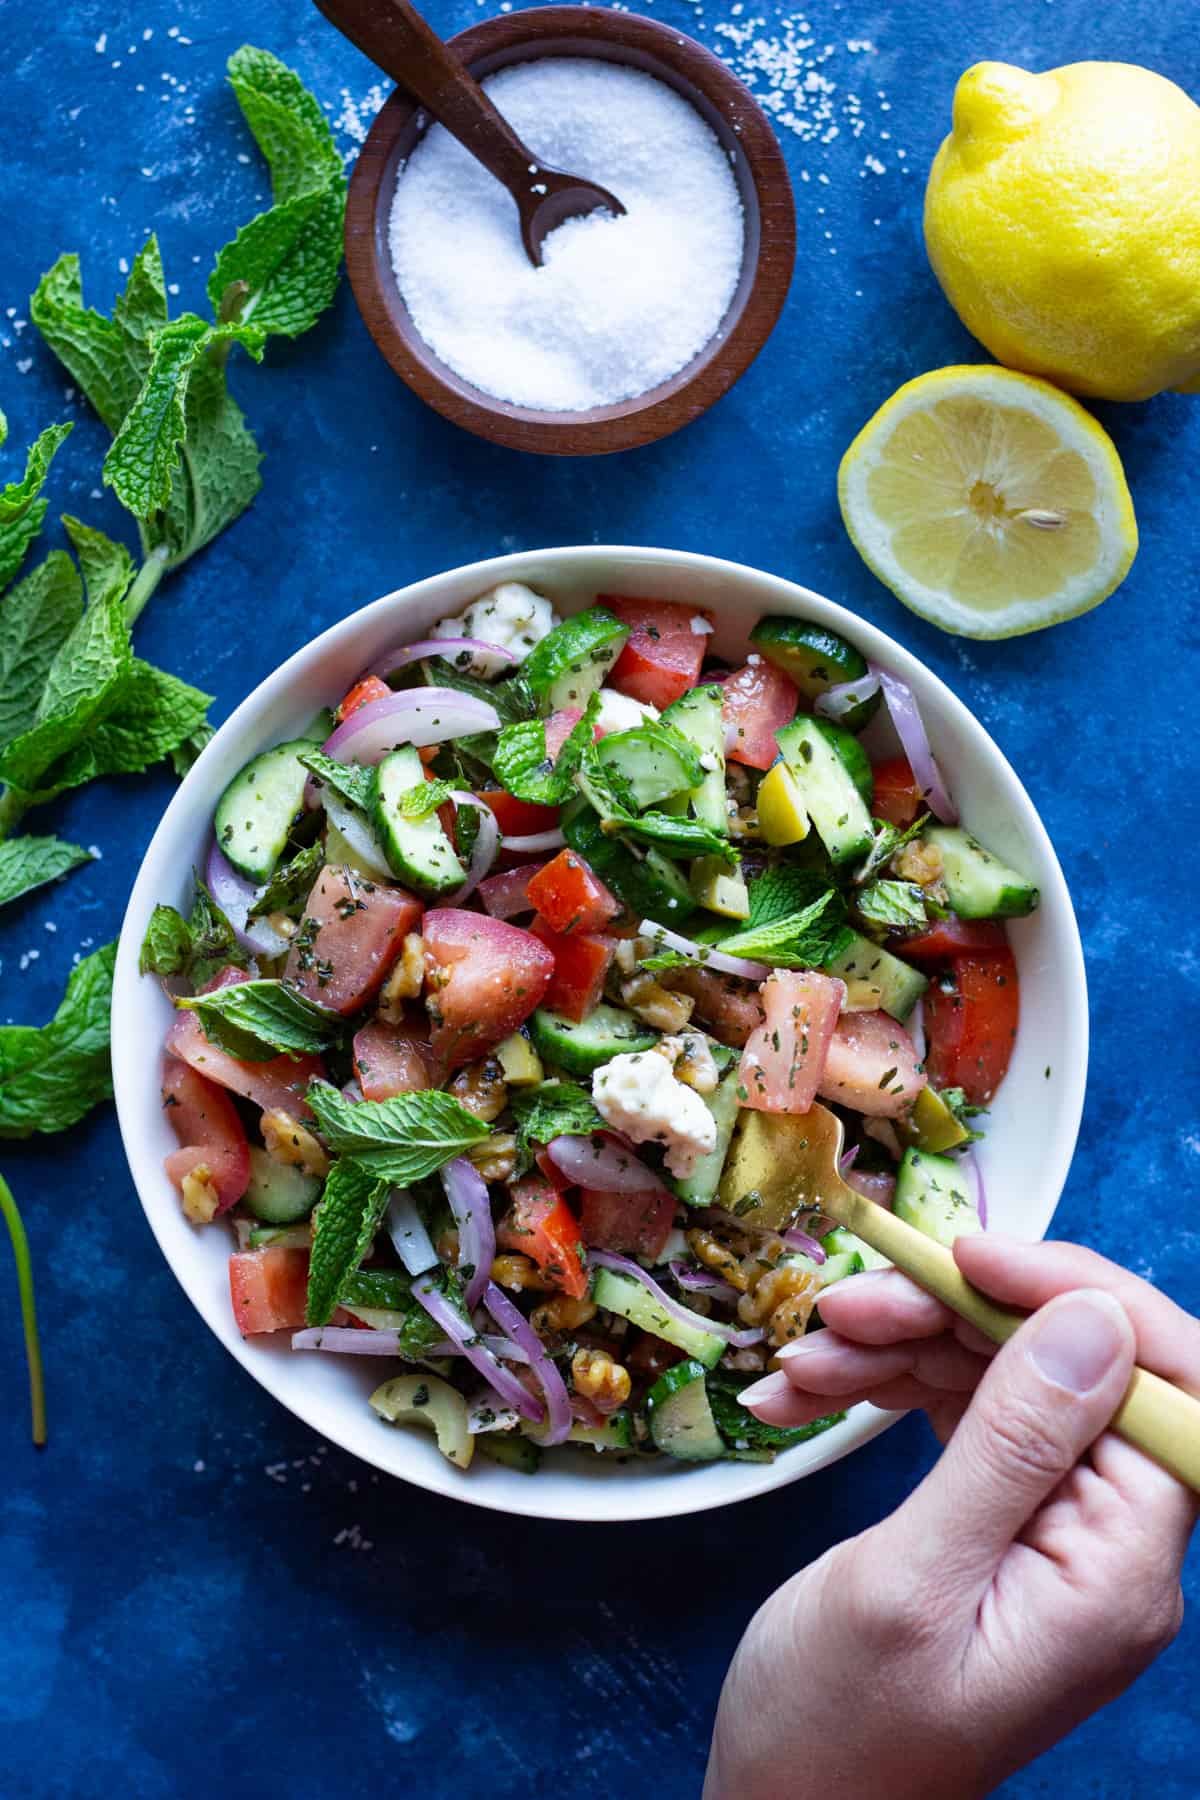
[0,552,83,747]
[636,949,694,974]
[623,809,736,864]
[138,904,196,978]
[493,695,598,806]
[176,979,339,1060]
[0,595,132,797]
[510,1079,604,1173]
[29,240,168,436]
[306,1159,391,1327]
[226,45,346,200]
[248,840,324,918]
[718,887,852,968]
[706,1374,844,1451]
[147,349,263,569]
[856,813,930,886]
[305,1082,490,1183]
[300,747,376,812]
[937,1086,989,1145]
[137,877,249,984]
[0,836,92,910]
[0,422,72,528]
[396,778,452,820]
[61,514,135,610]
[170,722,215,778]
[0,942,116,1138]
[0,497,49,595]
[855,880,927,932]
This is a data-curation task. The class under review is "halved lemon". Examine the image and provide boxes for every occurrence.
[837,365,1138,638]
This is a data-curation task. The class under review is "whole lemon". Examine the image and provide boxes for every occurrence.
[925,61,1200,401]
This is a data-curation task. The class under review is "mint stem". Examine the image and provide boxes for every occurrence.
[124,544,170,627]
[0,1175,47,1447]
[0,785,27,845]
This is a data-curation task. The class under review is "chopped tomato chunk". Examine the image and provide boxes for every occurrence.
[526,850,620,935]
[352,1018,434,1100]
[530,918,615,1022]
[721,660,799,770]
[668,964,763,1048]
[818,1009,927,1118]
[543,707,588,763]
[740,971,845,1113]
[604,596,711,710]
[336,675,392,721]
[229,1248,310,1335]
[579,1187,675,1260]
[895,918,1009,963]
[423,908,554,1068]
[285,865,421,1015]
[497,1177,588,1298]
[476,789,559,837]
[870,756,925,828]
[166,1006,325,1117]
[162,1060,250,1211]
[924,949,1019,1105]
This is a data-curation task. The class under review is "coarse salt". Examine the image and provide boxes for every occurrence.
[388,59,744,412]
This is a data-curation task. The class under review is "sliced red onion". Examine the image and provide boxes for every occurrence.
[320,790,393,880]
[839,1145,859,1175]
[321,688,501,767]
[961,1150,988,1230]
[815,672,882,723]
[669,1260,739,1304]
[589,1250,764,1348]
[386,1190,439,1277]
[500,827,566,854]
[205,841,290,959]
[341,1079,365,1104]
[483,1282,572,1446]
[844,1168,897,1206]
[782,1228,828,1263]
[427,1336,531,1364]
[467,1391,521,1435]
[412,1272,542,1422]
[292,1327,403,1355]
[638,918,769,983]
[441,1157,494,1311]
[545,1132,669,1196]
[868,662,958,824]
[366,637,516,682]
[478,860,547,919]
[446,792,499,904]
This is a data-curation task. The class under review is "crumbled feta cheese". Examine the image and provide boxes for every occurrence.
[592,1049,716,1179]
[689,615,714,635]
[429,581,558,679]
[592,687,660,735]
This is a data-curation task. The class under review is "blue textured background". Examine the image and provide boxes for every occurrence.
[3,2,1198,1794]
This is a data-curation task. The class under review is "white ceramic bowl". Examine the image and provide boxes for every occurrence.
[113,547,1088,1523]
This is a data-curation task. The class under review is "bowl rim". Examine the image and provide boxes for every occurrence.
[112,545,1089,1524]
[343,5,797,455]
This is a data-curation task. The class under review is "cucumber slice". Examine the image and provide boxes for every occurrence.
[565,1410,634,1452]
[562,804,694,924]
[749,617,882,732]
[596,724,701,810]
[646,1359,725,1461]
[476,1433,542,1473]
[246,1222,313,1249]
[821,1224,891,1272]
[823,932,927,1021]
[243,1147,322,1224]
[214,739,315,882]
[894,1147,982,1246]
[660,685,728,831]
[370,1374,474,1469]
[529,1003,657,1077]
[776,716,874,866]
[592,1269,725,1368]
[372,744,465,895]
[522,607,629,714]
[672,1065,742,1208]
[922,826,1039,919]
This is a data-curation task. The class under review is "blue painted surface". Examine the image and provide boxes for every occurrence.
[2,2,1198,1794]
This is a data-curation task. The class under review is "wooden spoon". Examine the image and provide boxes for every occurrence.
[718,1103,1200,1493]
[313,0,625,266]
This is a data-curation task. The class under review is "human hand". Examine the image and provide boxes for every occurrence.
[704,1237,1200,1800]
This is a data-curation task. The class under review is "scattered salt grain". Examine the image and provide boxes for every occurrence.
[389,59,744,412]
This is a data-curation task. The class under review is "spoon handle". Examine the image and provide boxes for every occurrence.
[312,0,538,196]
[821,1184,1200,1494]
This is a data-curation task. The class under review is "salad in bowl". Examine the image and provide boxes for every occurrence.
[136,574,1043,1483]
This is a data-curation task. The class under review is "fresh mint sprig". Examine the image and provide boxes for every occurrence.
[176,979,340,1061]
[305,1083,491,1184]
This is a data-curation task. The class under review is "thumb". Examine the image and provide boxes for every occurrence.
[891,1287,1136,1588]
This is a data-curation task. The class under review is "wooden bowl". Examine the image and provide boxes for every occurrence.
[344,6,796,455]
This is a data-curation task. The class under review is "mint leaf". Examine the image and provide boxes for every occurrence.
[176,979,339,1060]
[0,836,92,909]
[510,1079,603,1174]
[248,840,323,919]
[300,747,375,813]
[305,1082,490,1183]
[493,695,598,806]
[30,241,167,436]
[397,778,452,821]
[0,595,132,797]
[227,46,344,197]
[742,866,832,932]
[719,888,851,968]
[0,422,72,527]
[147,350,264,568]
[170,722,215,778]
[623,809,736,864]
[138,877,249,985]
[0,498,49,595]
[0,942,116,1137]
[306,1159,390,1327]
[138,904,195,978]
[856,814,929,886]
[937,1086,989,1145]
[61,514,135,610]
[102,316,264,521]
[637,949,693,974]
[0,552,83,747]
[856,880,927,932]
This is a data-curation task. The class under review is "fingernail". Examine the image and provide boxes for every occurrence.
[775,1337,823,1362]
[737,1371,791,1409]
[1028,1290,1129,1394]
